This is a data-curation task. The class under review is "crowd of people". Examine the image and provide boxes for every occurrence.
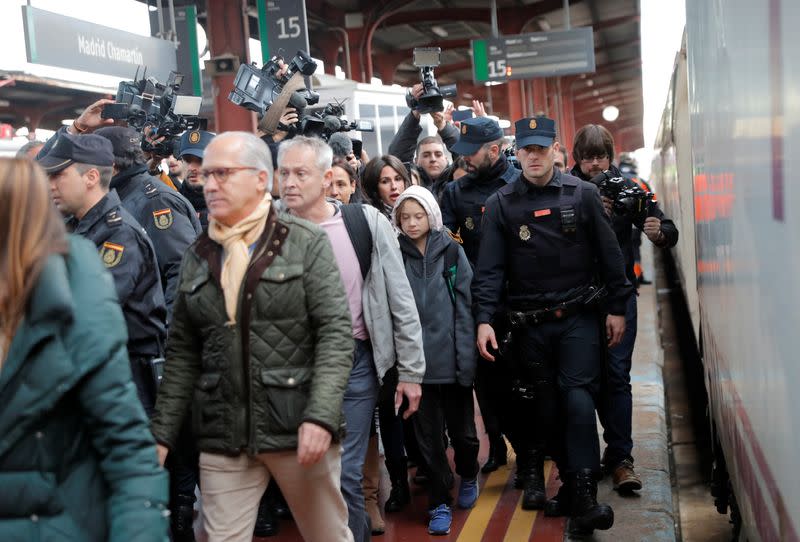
[0,86,677,542]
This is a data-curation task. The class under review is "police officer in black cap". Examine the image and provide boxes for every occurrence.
[176,129,214,230]
[94,127,202,315]
[38,132,167,414]
[440,115,520,474]
[474,117,633,535]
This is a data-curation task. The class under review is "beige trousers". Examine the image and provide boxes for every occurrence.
[199,446,354,542]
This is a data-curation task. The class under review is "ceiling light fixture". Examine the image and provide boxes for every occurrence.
[602,105,620,122]
[431,25,448,38]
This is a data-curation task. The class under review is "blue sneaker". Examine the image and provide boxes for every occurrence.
[458,477,479,508]
[428,504,452,535]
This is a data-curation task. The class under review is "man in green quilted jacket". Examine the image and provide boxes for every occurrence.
[151,131,355,542]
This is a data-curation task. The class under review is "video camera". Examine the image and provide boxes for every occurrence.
[228,50,319,118]
[101,69,204,156]
[296,100,374,142]
[591,170,654,222]
[405,47,457,114]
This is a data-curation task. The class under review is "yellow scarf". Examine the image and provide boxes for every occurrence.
[207,194,272,323]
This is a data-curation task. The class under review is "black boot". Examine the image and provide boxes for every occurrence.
[170,494,196,542]
[254,494,279,537]
[520,451,546,510]
[544,475,572,517]
[481,434,508,473]
[569,469,614,535]
[513,453,528,489]
[384,458,411,513]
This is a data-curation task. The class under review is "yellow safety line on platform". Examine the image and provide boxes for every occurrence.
[502,461,554,542]
[456,466,512,542]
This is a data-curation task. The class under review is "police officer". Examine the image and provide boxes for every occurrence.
[474,117,633,535]
[570,124,678,493]
[176,129,214,230]
[94,127,202,314]
[440,116,519,474]
[38,132,167,414]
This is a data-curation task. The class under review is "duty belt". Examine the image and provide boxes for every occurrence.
[507,301,582,327]
[506,285,607,328]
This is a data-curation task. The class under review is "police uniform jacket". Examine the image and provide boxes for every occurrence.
[570,164,679,284]
[110,164,202,314]
[179,180,209,231]
[68,190,167,358]
[474,169,633,325]
[441,153,518,267]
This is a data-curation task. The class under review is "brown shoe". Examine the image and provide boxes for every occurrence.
[363,435,386,534]
[612,460,642,492]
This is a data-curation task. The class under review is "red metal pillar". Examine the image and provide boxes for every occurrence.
[506,81,524,123]
[347,28,367,82]
[559,78,576,153]
[532,78,548,116]
[206,0,255,133]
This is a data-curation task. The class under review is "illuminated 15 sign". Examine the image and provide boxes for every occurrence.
[471,27,596,82]
[257,0,310,61]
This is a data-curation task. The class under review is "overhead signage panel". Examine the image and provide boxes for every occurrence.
[22,6,177,81]
[257,0,311,62]
[472,27,596,83]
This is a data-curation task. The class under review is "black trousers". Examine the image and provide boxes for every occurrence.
[412,383,480,508]
[166,418,200,501]
[510,312,603,474]
[474,357,506,444]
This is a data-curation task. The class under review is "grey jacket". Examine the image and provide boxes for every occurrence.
[398,230,476,386]
[359,205,426,384]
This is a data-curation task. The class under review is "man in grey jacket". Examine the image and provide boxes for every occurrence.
[277,136,425,542]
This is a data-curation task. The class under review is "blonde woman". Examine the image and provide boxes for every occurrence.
[0,158,169,541]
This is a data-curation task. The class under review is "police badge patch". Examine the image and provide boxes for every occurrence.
[529,119,538,130]
[188,131,201,144]
[461,124,468,135]
[465,216,475,230]
[100,242,124,268]
[153,208,174,229]
[519,225,531,241]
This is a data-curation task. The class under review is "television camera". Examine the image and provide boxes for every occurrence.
[405,47,457,114]
[101,69,204,156]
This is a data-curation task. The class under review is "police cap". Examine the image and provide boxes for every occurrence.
[37,132,114,174]
[515,117,557,149]
[451,117,503,156]
[177,130,215,160]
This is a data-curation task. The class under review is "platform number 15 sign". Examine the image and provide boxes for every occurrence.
[258,0,310,61]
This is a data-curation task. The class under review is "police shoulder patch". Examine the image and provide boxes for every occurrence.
[105,209,123,227]
[153,208,174,230]
[99,241,124,268]
[143,182,159,198]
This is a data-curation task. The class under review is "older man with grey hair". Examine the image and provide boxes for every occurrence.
[278,135,425,542]
[152,131,355,542]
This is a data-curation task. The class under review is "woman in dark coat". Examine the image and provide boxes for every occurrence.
[0,158,169,542]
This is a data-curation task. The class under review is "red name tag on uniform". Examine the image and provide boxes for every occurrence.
[534,209,552,218]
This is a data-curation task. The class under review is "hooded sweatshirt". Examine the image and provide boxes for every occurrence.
[392,187,477,386]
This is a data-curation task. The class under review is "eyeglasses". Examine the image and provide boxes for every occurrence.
[200,167,259,182]
[580,155,609,163]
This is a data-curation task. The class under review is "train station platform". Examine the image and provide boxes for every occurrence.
[197,244,677,542]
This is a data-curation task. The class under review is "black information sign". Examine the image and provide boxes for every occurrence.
[257,0,310,61]
[472,27,595,82]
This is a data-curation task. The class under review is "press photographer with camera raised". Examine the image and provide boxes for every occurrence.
[569,123,678,494]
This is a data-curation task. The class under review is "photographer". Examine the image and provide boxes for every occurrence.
[388,84,459,181]
[569,124,678,494]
